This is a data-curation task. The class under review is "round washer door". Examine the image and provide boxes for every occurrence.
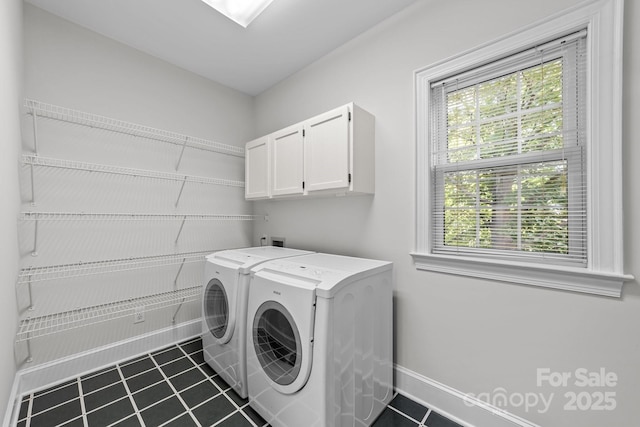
[252,300,311,394]
[204,278,235,344]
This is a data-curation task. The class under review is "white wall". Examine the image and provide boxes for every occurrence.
[252,1,640,426]
[24,4,255,146]
[18,4,255,366]
[0,0,22,418]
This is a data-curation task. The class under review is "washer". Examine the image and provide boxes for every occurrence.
[203,246,313,398]
[246,253,393,427]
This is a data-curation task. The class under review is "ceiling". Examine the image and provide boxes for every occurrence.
[25,0,420,96]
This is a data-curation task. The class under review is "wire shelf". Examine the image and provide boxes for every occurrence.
[18,251,211,284]
[20,212,260,221]
[25,99,245,158]
[22,155,245,188]
[16,286,201,342]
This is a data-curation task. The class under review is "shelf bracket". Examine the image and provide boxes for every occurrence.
[32,218,39,257]
[174,176,188,208]
[32,111,39,156]
[173,258,186,288]
[174,216,187,244]
[27,275,34,311]
[172,297,186,324]
[175,137,189,171]
[26,336,32,363]
[29,163,37,206]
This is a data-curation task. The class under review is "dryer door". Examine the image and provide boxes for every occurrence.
[249,266,317,394]
[251,292,315,395]
[204,278,235,344]
[253,301,303,386]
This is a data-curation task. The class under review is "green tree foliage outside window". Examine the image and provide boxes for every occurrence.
[442,59,570,254]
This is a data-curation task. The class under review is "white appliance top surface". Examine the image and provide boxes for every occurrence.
[206,246,313,273]
[252,253,392,298]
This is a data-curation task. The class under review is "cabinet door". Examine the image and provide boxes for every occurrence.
[304,105,350,192]
[245,136,270,199]
[271,124,304,196]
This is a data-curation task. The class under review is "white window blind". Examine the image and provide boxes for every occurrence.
[430,31,587,266]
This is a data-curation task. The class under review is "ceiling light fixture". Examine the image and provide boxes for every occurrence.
[201,0,275,28]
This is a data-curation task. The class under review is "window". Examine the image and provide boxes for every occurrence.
[432,33,586,266]
[413,0,631,297]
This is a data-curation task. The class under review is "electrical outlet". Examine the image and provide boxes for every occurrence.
[134,306,145,324]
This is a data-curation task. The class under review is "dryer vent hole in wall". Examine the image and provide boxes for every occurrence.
[134,306,145,323]
[271,237,285,247]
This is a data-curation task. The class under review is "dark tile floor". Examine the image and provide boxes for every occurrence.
[15,338,462,427]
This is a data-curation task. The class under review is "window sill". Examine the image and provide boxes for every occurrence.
[410,252,633,298]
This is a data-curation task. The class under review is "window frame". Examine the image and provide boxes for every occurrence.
[412,0,632,297]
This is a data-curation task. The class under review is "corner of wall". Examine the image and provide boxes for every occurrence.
[0,0,23,423]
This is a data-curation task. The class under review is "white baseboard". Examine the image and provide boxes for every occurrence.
[3,319,201,427]
[394,364,541,427]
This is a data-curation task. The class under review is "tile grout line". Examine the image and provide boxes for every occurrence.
[120,351,206,398]
[27,380,82,418]
[25,394,33,427]
[422,408,433,426]
[116,361,147,427]
[83,378,120,399]
[76,377,88,427]
[27,394,80,419]
[172,343,231,424]
[30,379,77,399]
[105,413,138,427]
[126,374,168,396]
[120,364,159,382]
[80,351,205,424]
[121,349,191,381]
[149,345,202,427]
[174,376,211,395]
[106,414,138,427]
[83,375,135,403]
[209,409,244,427]
[84,395,130,418]
[387,403,424,425]
[78,367,123,399]
[80,365,121,382]
[388,392,434,427]
[178,341,266,427]
[177,337,201,352]
[176,342,259,427]
[177,345,226,396]
[131,393,175,416]
[54,415,83,427]
[237,402,264,427]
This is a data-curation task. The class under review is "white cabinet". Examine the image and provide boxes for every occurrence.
[245,102,374,200]
[271,124,305,197]
[245,136,270,199]
[304,105,351,192]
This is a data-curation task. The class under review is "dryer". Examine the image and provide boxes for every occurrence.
[246,253,393,427]
[202,246,312,398]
